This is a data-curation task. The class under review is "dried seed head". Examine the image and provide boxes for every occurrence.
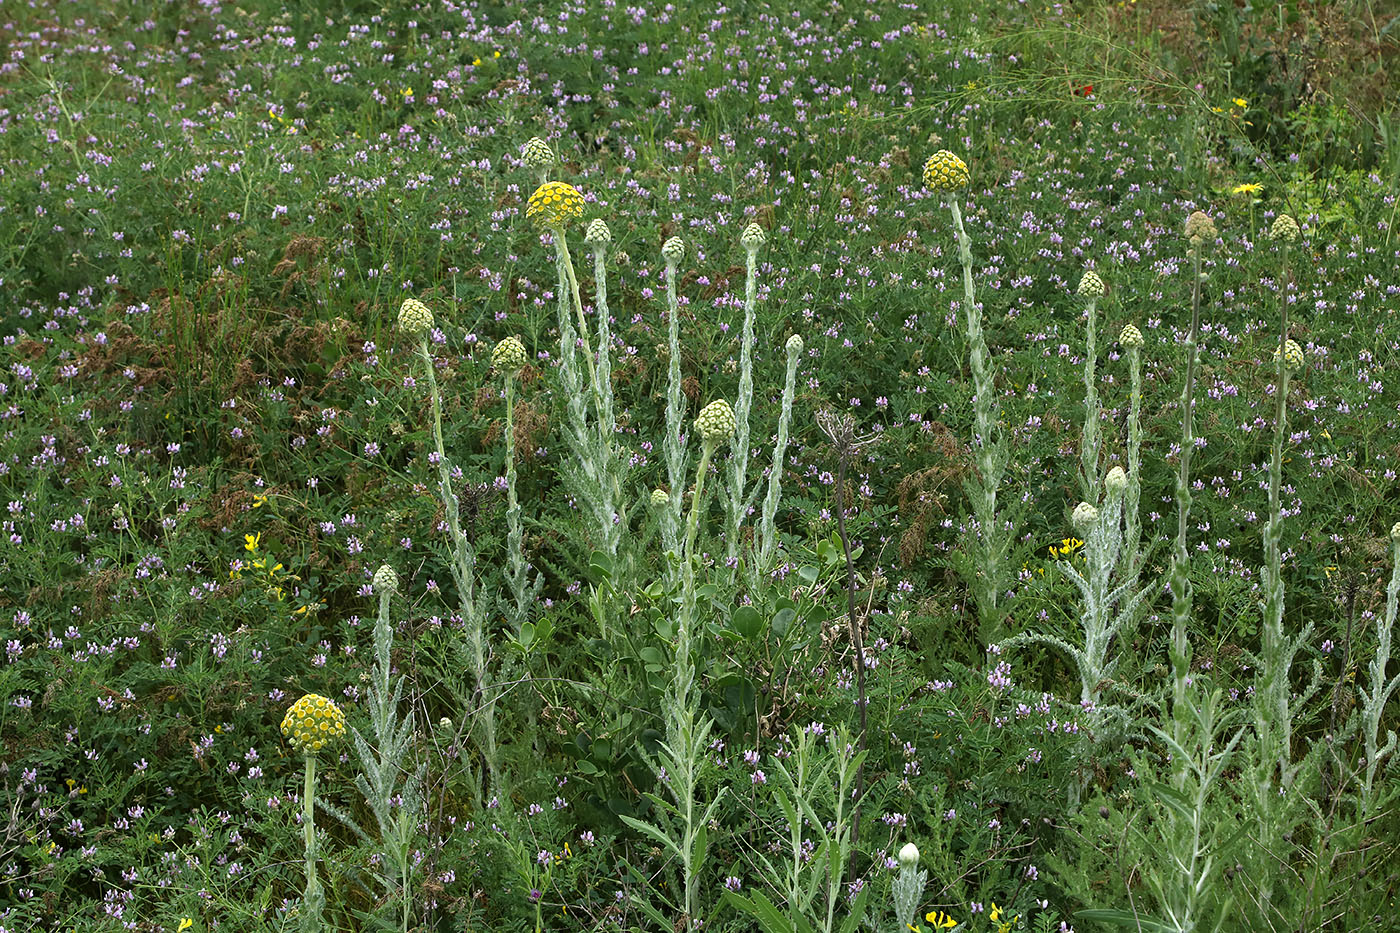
[522,136,555,169]
[372,564,399,594]
[397,298,434,336]
[1184,210,1218,246]
[921,150,970,192]
[1119,324,1145,349]
[741,223,766,251]
[492,336,528,375]
[584,219,612,247]
[695,399,736,445]
[661,236,685,264]
[525,181,585,229]
[1077,270,1105,299]
[280,694,347,756]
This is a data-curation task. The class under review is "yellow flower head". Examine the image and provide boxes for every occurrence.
[526,181,586,229]
[280,693,347,755]
[244,532,260,553]
[492,336,528,375]
[1232,97,1248,108]
[1231,182,1262,196]
[397,298,435,336]
[925,910,959,929]
[1274,338,1305,371]
[921,150,970,192]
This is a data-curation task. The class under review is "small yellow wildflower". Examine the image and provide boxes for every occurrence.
[244,533,260,553]
[178,921,194,933]
[401,88,413,99]
[1232,97,1248,108]
[251,493,267,508]
[1231,182,1263,196]
[493,50,501,58]
[925,910,958,929]
[471,57,482,66]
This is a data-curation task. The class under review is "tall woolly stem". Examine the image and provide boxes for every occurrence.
[756,335,803,574]
[1125,343,1145,574]
[1258,240,1294,794]
[661,247,689,557]
[725,233,763,570]
[1363,534,1400,812]
[949,198,1007,639]
[418,338,497,787]
[1167,244,1205,763]
[1080,289,1102,503]
[300,754,324,933]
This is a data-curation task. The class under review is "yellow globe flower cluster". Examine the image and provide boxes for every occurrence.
[921,150,970,192]
[397,298,434,336]
[1274,339,1305,371]
[280,693,347,755]
[526,181,586,229]
[492,336,528,375]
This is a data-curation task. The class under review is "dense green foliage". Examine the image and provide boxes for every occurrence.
[1,0,1398,930]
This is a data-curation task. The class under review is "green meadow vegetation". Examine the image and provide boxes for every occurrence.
[2,0,1399,930]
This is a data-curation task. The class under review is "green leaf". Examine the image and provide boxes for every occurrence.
[731,605,764,639]
[588,549,614,580]
[838,885,869,933]
[722,890,799,933]
[797,564,819,584]
[1074,909,1175,932]
[619,815,682,858]
[772,607,797,638]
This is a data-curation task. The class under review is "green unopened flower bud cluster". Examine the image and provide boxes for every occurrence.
[662,235,685,264]
[397,298,434,336]
[585,219,612,247]
[1077,270,1105,299]
[1268,213,1300,243]
[695,399,736,444]
[1119,324,1145,349]
[372,564,399,594]
[522,136,554,169]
